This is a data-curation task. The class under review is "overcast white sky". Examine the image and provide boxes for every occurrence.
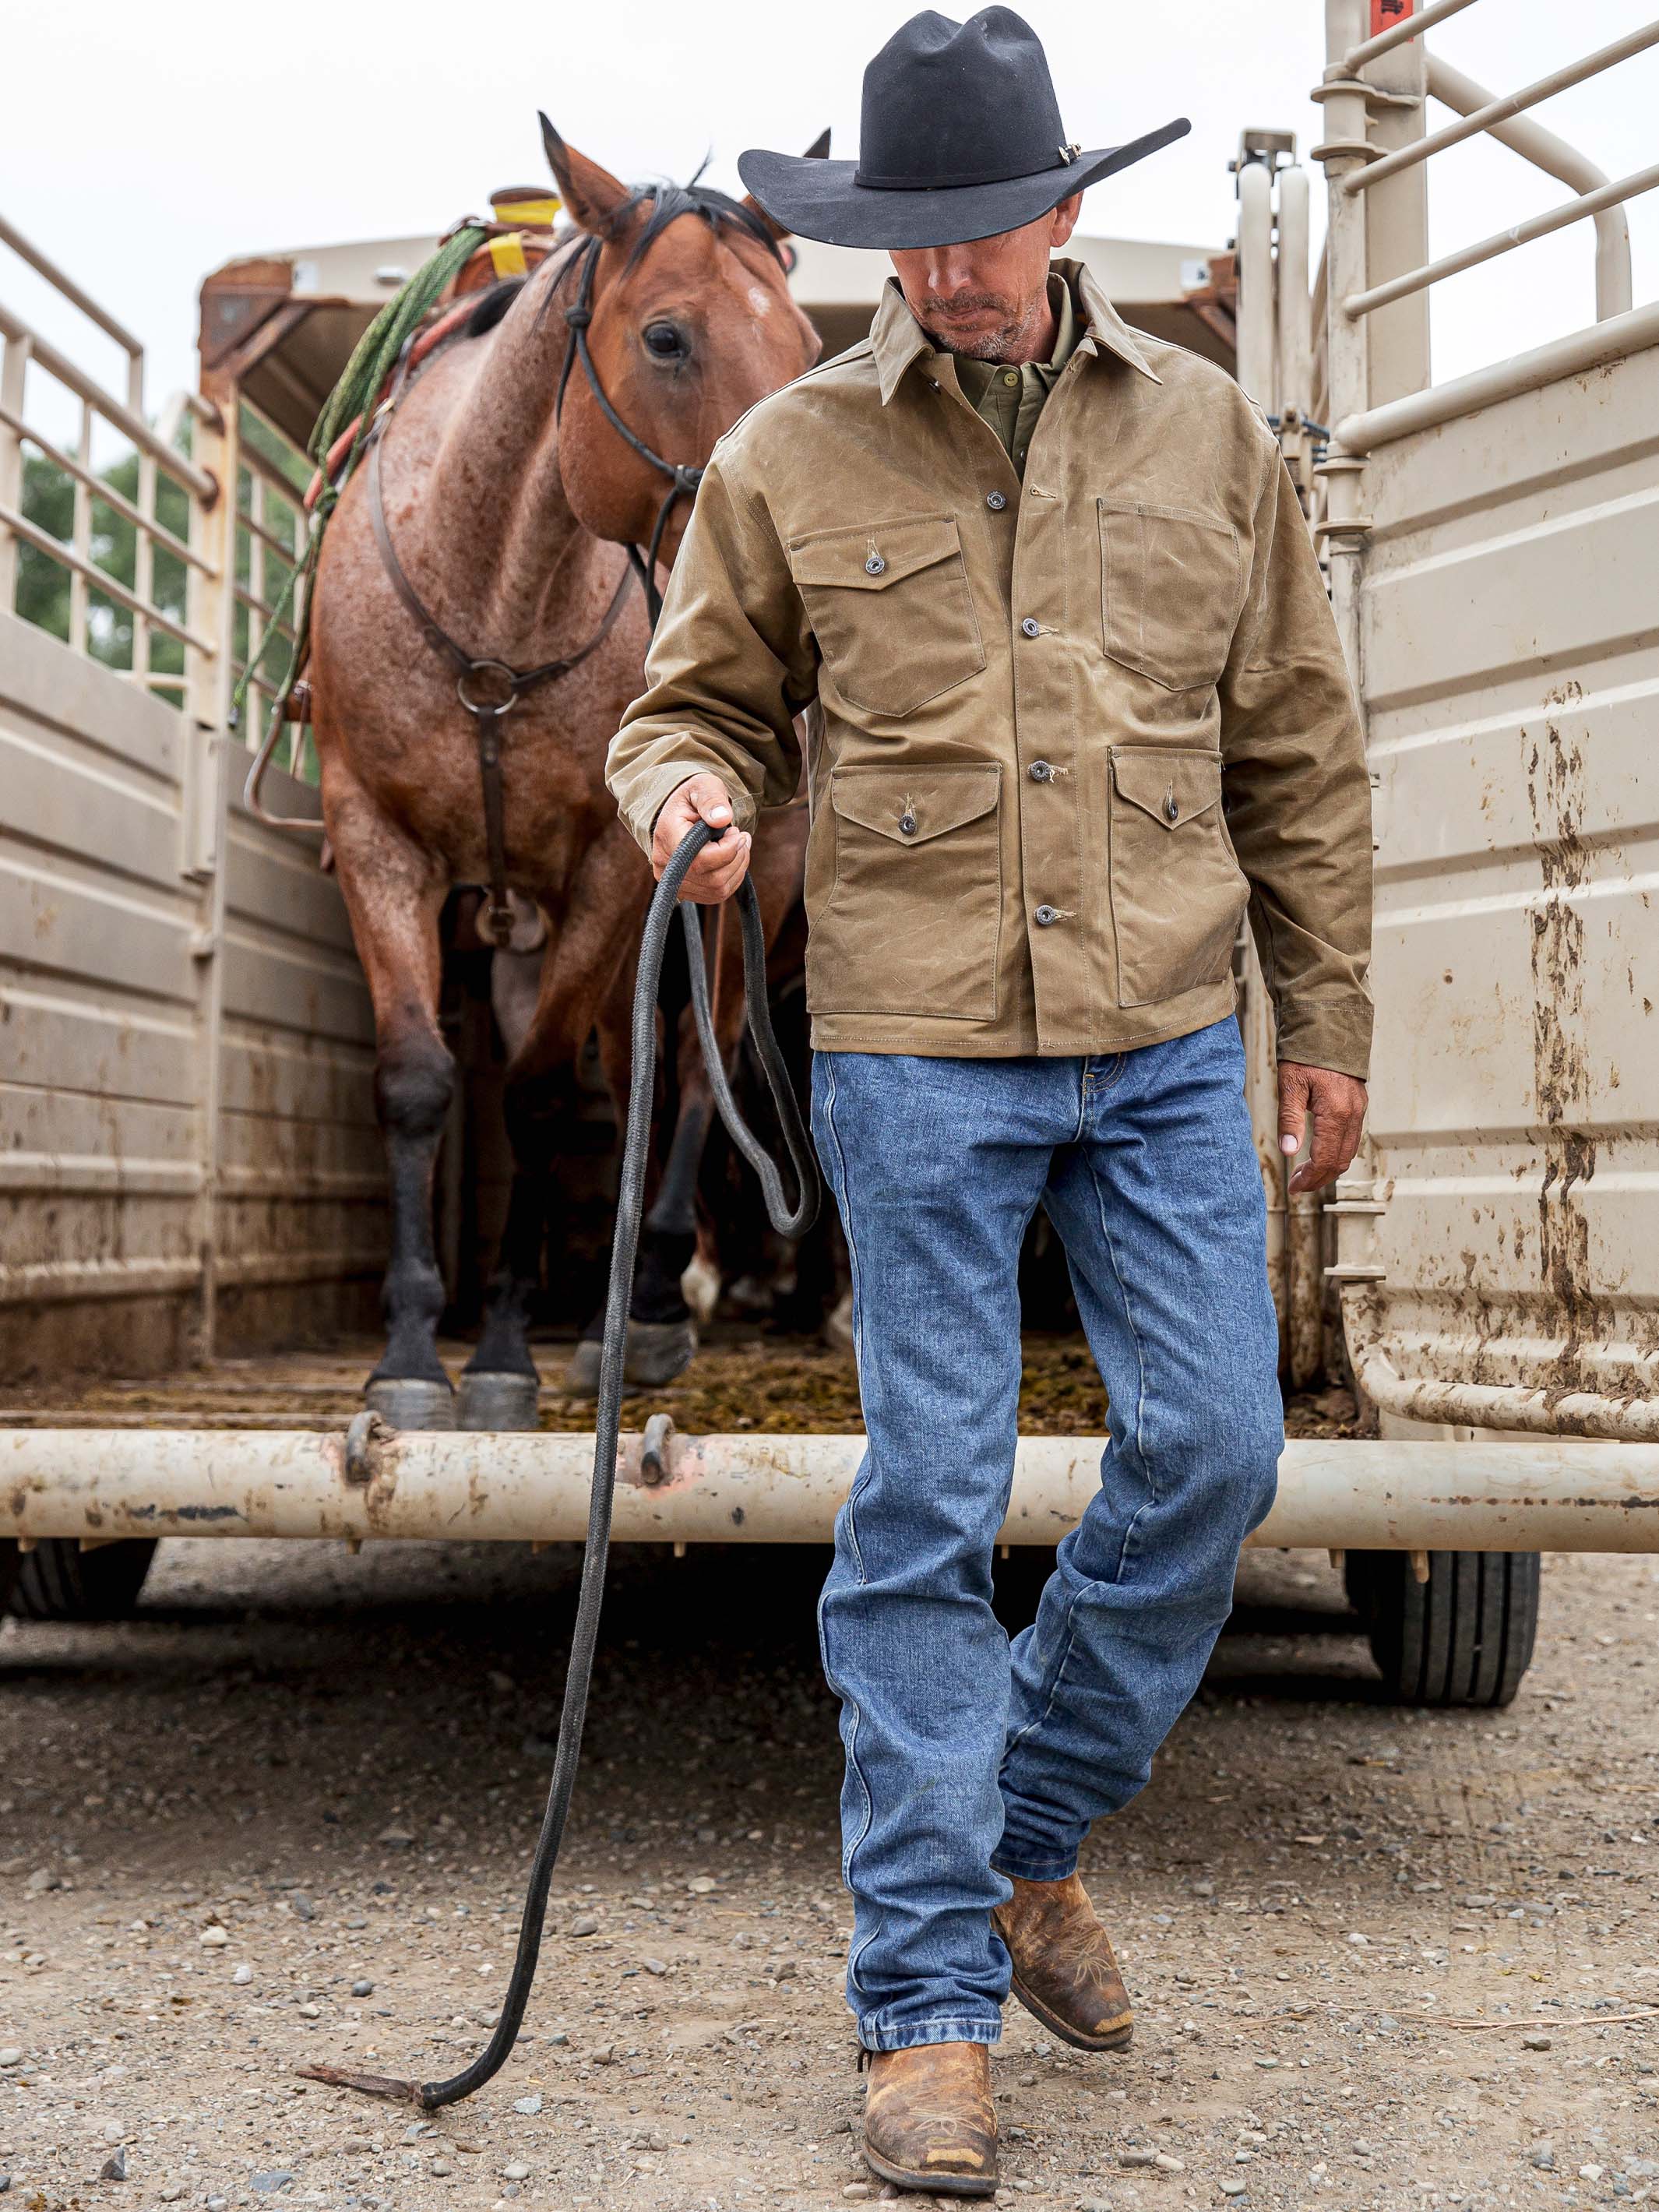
[2,0,1654,453]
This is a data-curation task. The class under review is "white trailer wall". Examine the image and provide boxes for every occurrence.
[0,608,382,1377]
[1339,340,1659,1415]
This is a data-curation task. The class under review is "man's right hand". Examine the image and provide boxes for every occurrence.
[651,773,752,904]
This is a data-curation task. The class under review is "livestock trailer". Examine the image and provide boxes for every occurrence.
[3,0,1657,1709]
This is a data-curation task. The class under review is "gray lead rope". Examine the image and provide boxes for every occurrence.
[301,821,818,2111]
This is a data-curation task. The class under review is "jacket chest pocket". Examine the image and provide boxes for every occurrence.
[1109,747,1249,1008]
[788,514,985,720]
[808,763,1002,1021]
[1099,498,1242,693]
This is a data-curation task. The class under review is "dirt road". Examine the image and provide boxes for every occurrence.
[2,1380,1657,2210]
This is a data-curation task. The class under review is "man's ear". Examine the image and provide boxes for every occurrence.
[741,126,830,243]
[1047,191,1083,250]
[540,113,636,236]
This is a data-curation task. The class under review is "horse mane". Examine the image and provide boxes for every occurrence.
[465,279,527,337]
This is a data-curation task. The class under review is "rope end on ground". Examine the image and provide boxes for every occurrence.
[296,2062,431,2106]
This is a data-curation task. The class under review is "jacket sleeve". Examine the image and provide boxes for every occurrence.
[1219,444,1374,1081]
[605,448,817,852]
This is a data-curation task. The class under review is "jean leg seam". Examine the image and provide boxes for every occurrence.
[819,1055,869,1584]
[1001,1577,1087,1770]
[1084,1146,1157,1579]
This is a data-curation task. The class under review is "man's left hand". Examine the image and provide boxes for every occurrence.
[1277,1062,1368,1194]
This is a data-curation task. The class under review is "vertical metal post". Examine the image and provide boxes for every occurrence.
[184,373,237,1365]
[128,352,153,689]
[1235,159,1278,410]
[0,326,29,613]
[1275,164,1312,495]
[1315,0,1375,696]
[185,376,235,872]
[69,397,92,657]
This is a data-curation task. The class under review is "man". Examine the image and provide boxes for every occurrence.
[607,8,1371,2196]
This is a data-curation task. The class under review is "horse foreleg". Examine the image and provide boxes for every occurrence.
[326,791,455,1427]
[463,868,634,1427]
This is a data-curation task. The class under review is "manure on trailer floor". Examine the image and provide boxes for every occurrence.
[0,1330,1365,1440]
[1,1340,1656,2209]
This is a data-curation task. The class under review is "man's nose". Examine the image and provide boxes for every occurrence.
[921,248,977,295]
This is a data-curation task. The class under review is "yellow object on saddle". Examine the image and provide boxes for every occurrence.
[489,232,530,279]
[490,192,563,227]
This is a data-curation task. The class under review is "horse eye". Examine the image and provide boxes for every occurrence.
[643,321,686,359]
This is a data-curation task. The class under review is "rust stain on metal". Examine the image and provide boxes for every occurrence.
[1519,695,1615,1397]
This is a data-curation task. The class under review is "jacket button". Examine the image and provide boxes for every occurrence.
[986,491,1007,511]
[1028,760,1053,782]
[1034,903,1058,927]
[1165,792,1180,822]
[1020,616,1041,638]
[865,552,886,576]
[899,811,917,836]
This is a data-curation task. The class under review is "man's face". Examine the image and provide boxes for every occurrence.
[889,194,1082,360]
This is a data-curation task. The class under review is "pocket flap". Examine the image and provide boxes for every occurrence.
[830,763,1000,844]
[788,513,963,592]
[1111,747,1224,831]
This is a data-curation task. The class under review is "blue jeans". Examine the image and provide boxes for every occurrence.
[810,1019,1281,2053]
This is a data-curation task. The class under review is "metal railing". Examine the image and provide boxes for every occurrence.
[1316,1,1657,455]
[231,400,313,777]
[0,213,221,699]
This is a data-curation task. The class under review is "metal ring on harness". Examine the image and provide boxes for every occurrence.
[455,660,523,716]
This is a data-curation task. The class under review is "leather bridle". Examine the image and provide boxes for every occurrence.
[365,221,704,947]
[555,231,705,629]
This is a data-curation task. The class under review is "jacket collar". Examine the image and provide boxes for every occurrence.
[869,255,1161,405]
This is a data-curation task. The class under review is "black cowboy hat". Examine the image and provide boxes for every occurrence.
[739,6,1189,252]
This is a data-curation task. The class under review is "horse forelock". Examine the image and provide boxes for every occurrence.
[618,179,784,276]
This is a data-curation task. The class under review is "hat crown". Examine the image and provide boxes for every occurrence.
[856,6,1070,194]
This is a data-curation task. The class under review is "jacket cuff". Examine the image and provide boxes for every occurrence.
[617,760,758,856]
[1274,994,1372,1083]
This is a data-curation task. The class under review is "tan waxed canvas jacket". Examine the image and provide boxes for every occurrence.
[607,260,1373,1077]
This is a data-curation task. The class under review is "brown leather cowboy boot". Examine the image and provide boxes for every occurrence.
[861,2040,999,2198]
[992,1872,1135,2052]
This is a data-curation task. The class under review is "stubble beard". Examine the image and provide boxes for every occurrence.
[919,285,1050,363]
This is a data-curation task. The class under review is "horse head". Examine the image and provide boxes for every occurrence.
[535,118,824,570]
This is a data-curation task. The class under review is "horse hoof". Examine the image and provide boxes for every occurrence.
[624,1318,698,1387]
[364,1377,456,1431]
[457,1371,541,1432]
[565,1339,603,1399]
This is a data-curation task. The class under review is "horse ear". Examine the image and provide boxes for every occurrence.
[540,113,635,237]
[741,128,830,244]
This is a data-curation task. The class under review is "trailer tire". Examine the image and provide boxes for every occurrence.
[8,1538,159,1622]
[1344,1548,1538,1707]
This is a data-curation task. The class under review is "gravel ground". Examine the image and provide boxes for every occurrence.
[2,1347,1656,2211]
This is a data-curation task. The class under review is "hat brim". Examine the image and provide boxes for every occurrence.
[738,118,1190,252]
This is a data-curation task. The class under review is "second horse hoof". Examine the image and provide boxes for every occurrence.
[364,1376,456,1431]
[456,1371,541,1432]
[564,1321,699,1398]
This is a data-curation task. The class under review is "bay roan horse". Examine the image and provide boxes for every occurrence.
[308,122,821,1430]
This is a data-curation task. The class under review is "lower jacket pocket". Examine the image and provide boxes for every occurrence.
[1109,747,1249,1008]
[808,763,1002,1021]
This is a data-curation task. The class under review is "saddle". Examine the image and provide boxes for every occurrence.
[300,187,567,528]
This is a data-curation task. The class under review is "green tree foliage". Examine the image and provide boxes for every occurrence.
[15,446,192,702]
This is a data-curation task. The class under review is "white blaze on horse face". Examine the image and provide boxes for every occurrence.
[747,284,773,318]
